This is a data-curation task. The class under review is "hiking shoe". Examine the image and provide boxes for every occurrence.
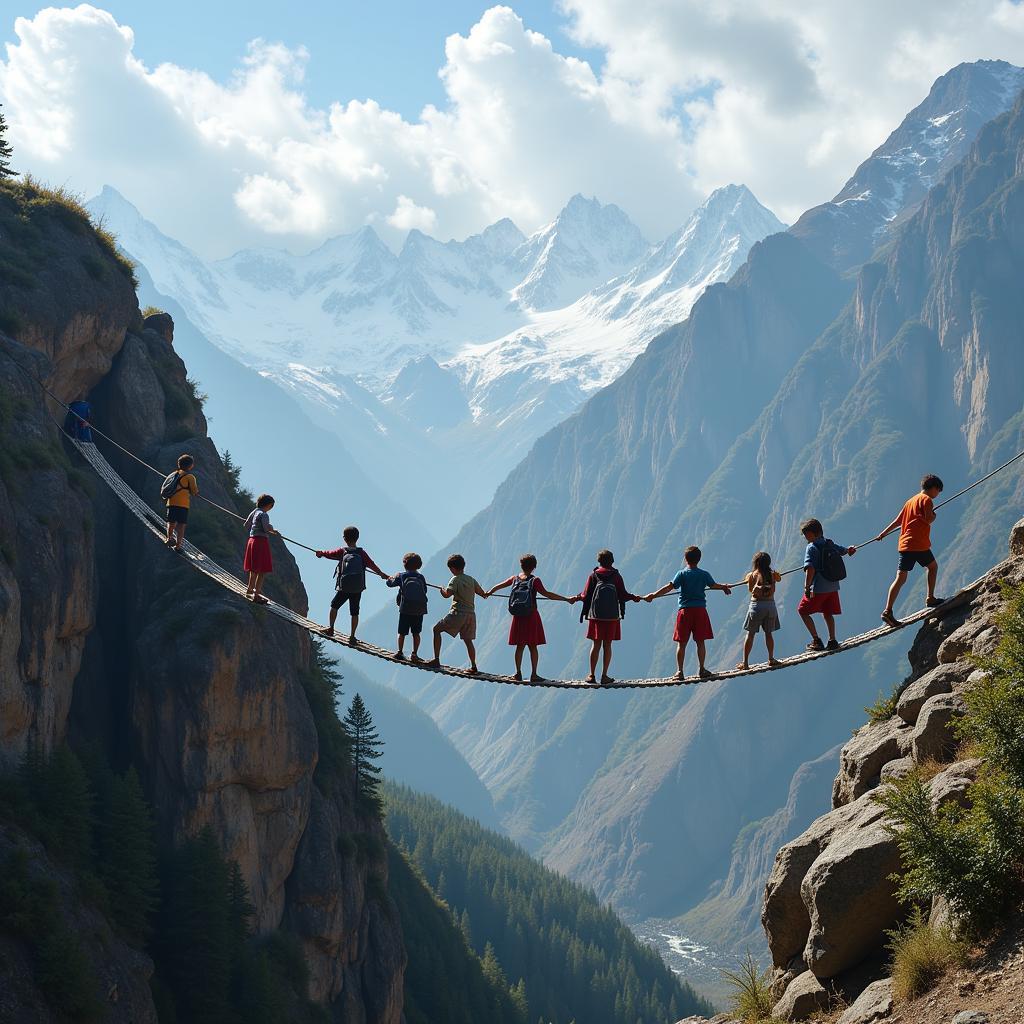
[319,627,334,638]
[926,597,946,608]
[698,667,714,679]
[530,674,546,683]
[806,638,825,652]
[426,659,441,669]
[880,611,900,628]
[825,639,841,652]
[394,651,405,661]
[600,675,615,685]
[513,672,524,682]
[584,675,597,685]
[409,654,422,664]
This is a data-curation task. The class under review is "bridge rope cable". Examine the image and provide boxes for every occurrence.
[4,342,1024,629]
[65,436,994,688]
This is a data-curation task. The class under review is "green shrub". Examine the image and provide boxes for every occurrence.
[886,906,967,1001]
[720,951,776,1023]
[865,688,900,723]
[878,583,1024,931]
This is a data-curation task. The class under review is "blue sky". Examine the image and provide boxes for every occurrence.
[8,0,603,119]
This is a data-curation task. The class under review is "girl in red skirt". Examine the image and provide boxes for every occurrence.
[487,554,574,682]
[577,549,641,684]
[243,494,278,604]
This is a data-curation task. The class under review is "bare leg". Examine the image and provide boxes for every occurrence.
[514,644,525,678]
[431,626,443,663]
[324,606,339,635]
[350,614,359,641]
[175,523,186,549]
[411,632,421,658]
[766,631,778,664]
[397,633,406,655]
[675,641,686,678]
[528,645,540,676]
[253,572,266,598]
[465,639,478,672]
[800,611,819,640]
[884,570,909,615]
[823,612,838,643]
[696,639,707,671]
[926,561,938,602]
[588,640,601,680]
[166,521,175,546]
[739,632,754,669]
[601,639,613,680]
[246,571,257,596]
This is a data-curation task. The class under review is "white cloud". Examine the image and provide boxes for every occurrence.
[386,195,439,232]
[2,2,1024,256]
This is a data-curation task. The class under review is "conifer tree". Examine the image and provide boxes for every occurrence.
[0,104,14,179]
[343,693,383,813]
[97,768,159,941]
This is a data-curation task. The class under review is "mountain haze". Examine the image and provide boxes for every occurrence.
[378,59,1024,949]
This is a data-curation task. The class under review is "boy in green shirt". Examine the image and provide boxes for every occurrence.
[428,553,489,673]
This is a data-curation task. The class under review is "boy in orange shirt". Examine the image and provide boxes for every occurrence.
[875,474,944,626]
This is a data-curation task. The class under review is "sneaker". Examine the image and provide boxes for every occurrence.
[698,667,714,679]
[880,611,900,628]
[600,675,615,685]
[806,638,825,652]
[926,597,946,608]
[530,674,546,683]
[409,654,422,664]
[825,638,841,651]
[426,659,441,669]
[394,651,405,661]
[513,672,523,682]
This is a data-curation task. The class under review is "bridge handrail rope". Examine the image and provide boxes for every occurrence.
[5,344,1024,662]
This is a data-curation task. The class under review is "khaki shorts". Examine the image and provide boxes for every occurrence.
[436,611,476,640]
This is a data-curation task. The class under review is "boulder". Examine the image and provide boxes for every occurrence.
[936,616,996,664]
[142,310,174,343]
[763,797,871,968]
[951,1012,989,1024]
[911,693,966,762]
[801,802,901,979]
[896,663,966,725]
[879,757,916,782]
[771,971,830,1021]
[928,759,981,809]
[833,717,914,807]
[836,978,893,1024]
[1011,516,1024,556]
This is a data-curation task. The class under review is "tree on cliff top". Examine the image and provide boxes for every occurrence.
[0,105,15,179]
[343,693,383,814]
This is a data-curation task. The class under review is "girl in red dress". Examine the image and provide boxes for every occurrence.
[487,554,574,682]
[243,494,278,604]
[577,549,641,685]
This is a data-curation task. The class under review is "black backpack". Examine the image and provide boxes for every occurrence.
[507,576,537,617]
[398,573,428,616]
[336,548,367,594]
[817,539,848,583]
[160,470,185,500]
[588,572,622,621]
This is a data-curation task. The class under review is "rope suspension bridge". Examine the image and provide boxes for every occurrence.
[7,351,1024,689]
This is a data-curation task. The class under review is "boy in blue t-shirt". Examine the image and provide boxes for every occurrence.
[644,546,733,680]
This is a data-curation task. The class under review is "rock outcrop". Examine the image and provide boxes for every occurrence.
[0,189,404,1020]
[761,521,1024,1019]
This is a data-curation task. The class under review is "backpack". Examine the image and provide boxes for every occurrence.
[160,471,185,500]
[588,572,622,621]
[398,573,428,616]
[336,548,367,594]
[817,539,848,583]
[507,576,537,617]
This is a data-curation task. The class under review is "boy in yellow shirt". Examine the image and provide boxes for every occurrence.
[164,453,198,552]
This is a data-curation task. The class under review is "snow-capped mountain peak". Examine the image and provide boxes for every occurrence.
[792,59,1024,270]
[510,195,649,312]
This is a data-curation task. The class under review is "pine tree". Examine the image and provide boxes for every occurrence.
[342,693,383,814]
[97,768,159,941]
[226,860,255,960]
[0,105,15,180]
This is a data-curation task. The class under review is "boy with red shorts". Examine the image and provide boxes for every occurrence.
[644,546,732,680]
[799,519,857,651]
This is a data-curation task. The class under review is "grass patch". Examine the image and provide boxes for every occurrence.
[887,906,968,1001]
[141,305,165,318]
[865,688,900,723]
[720,951,776,1023]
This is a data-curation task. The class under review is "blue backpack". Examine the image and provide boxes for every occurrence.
[817,539,848,583]
[398,573,428,616]
[507,576,537,617]
[336,548,367,594]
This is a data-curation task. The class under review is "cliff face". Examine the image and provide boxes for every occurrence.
[0,186,403,1021]
[760,518,1024,1020]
